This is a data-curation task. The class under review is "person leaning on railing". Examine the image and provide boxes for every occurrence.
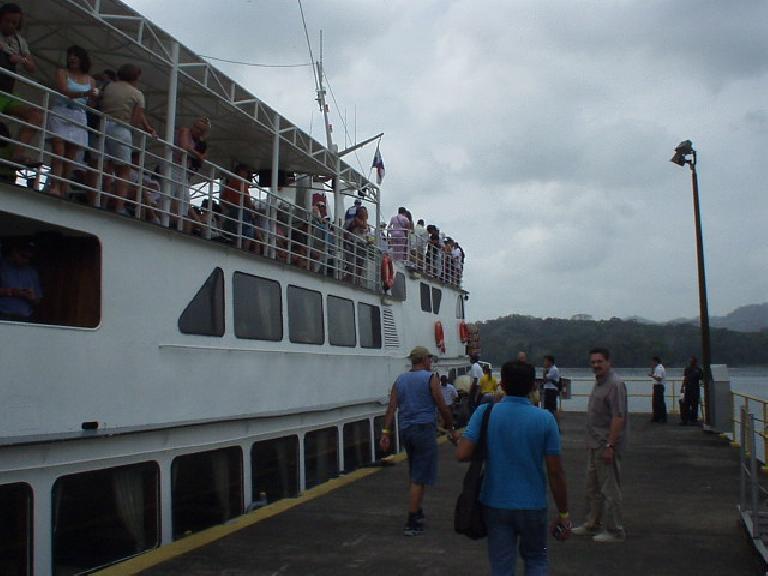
[170,116,209,234]
[99,63,156,216]
[221,164,261,253]
[0,3,43,166]
[46,45,98,198]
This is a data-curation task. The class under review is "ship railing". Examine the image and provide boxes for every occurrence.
[737,406,768,556]
[382,228,463,289]
[0,69,382,292]
[732,391,768,468]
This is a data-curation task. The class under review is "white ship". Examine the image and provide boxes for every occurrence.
[0,1,476,574]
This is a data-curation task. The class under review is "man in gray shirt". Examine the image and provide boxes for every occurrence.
[572,347,628,543]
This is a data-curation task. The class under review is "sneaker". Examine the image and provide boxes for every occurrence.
[414,509,425,526]
[592,530,626,543]
[571,523,600,536]
[403,520,424,537]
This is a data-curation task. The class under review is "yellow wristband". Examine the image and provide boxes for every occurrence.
[559,512,569,519]
[381,428,391,435]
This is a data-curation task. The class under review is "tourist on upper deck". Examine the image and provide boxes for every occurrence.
[221,164,261,253]
[426,224,442,277]
[170,116,209,233]
[649,356,667,423]
[0,3,43,167]
[344,198,361,230]
[100,63,157,216]
[572,347,628,543]
[380,346,458,536]
[451,241,462,284]
[412,218,427,271]
[457,360,571,574]
[83,69,116,206]
[344,204,368,284]
[388,206,410,261]
[309,204,328,274]
[46,45,98,198]
[0,239,41,321]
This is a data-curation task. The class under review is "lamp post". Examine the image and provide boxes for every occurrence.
[670,140,712,427]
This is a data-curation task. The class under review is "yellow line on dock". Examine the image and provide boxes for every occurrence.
[91,450,414,575]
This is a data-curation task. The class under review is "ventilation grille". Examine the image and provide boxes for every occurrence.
[382,307,400,349]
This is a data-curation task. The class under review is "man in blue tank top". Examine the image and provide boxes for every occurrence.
[380,346,459,536]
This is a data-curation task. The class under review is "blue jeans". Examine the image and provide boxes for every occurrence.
[484,506,548,576]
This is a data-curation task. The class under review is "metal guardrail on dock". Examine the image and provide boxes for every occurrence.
[737,406,768,567]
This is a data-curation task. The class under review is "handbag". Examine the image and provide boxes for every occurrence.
[454,403,494,539]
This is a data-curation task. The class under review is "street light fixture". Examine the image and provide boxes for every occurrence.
[670,139,712,428]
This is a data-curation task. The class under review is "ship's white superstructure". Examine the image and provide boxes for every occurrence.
[0,1,477,574]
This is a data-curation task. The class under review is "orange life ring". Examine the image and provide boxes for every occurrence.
[381,254,395,290]
[458,321,469,343]
[434,320,446,353]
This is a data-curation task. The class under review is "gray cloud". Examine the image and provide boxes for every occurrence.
[131,0,768,322]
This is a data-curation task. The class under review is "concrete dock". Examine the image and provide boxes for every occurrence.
[105,413,764,575]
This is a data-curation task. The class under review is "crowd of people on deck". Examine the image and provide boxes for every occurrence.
[0,3,465,289]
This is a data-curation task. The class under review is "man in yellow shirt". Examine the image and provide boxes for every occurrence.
[478,366,498,403]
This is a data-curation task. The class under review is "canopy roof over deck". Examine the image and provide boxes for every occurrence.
[22,0,379,203]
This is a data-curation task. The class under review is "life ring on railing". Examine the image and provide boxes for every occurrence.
[458,320,470,343]
[434,321,446,353]
[381,254,395,290]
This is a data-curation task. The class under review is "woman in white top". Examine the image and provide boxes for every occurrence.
[47,45,97,197]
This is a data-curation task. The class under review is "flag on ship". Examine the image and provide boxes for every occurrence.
[372,144,385,184]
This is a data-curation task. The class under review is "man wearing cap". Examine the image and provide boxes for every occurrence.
[380,346,459,536]
[344,198,362,230]
[0,240,42,321]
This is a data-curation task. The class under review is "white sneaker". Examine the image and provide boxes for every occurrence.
[571,523,600,536]
[592,530,626,543]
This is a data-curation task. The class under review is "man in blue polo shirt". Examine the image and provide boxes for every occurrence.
[457,360,571,575]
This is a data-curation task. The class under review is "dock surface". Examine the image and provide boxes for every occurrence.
[123,413,762,575]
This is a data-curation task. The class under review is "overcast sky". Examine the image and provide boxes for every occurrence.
[131,0,768,323]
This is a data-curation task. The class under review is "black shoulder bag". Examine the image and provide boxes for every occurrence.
[454,403,494,539]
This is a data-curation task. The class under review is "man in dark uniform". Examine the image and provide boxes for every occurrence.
[681,356,702,426]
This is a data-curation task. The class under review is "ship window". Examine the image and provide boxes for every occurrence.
[456,295,465,319]
[420,282,431,313]
[327,295,356,347]
[51,462,159,575]
[432,287,442,314]
[343,420,372,472]
[390,272,406,301]
[287,285,324,344]
[0,212,101,328]
[178,267,225,336]
[233,273,282,341]
[251,436,299,506]
[358,302,382,349]
[374,415,402,459]
[304,427,339,489]
[171,447,242,539]
[0,482,32,576]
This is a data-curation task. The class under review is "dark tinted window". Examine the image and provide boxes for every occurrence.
[287,285,324,344]
[358,302,382,349]
[432,287,442,314]
[233,273,282,340]
[171,447,242,539]
[52,463,159,575]
[456,295,465,319]
[304,427,339,488]
[251,436,299,506]
[391,272,406,301]
[327,296,356,347]
[420,282,431,313]
[179,267,225,336]
[0,483,32,576]
[343,420,372,472]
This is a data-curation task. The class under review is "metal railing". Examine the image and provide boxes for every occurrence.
[382,229,464,289]
[562,377,698,415]
[737,406,768,558]
[0,69,382,291]
[732,391,768,467]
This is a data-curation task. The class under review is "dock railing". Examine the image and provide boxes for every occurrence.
[562,377,694,416]
[732,391,768,467]
[737,406,768,557]
[0,68,382,292]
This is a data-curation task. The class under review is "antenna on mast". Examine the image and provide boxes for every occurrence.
[316,30,334,151]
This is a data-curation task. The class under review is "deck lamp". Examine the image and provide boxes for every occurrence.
[670,139,713,428]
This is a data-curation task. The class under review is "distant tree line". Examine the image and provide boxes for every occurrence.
[479,315,768,368]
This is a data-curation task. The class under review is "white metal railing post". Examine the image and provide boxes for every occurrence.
[236,177,243,249]
[95,113,106,207]
[37,91,51,189]
[750,413,760,537]
[135,132,147,219]
[162,40,180,227]
[740,406,747,513]
[205,165,214,240]
[270,113,281,260]
[176,149,187,232]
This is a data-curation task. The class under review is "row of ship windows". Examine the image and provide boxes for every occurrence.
[0,417,400,576]
[178,268,382,348]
